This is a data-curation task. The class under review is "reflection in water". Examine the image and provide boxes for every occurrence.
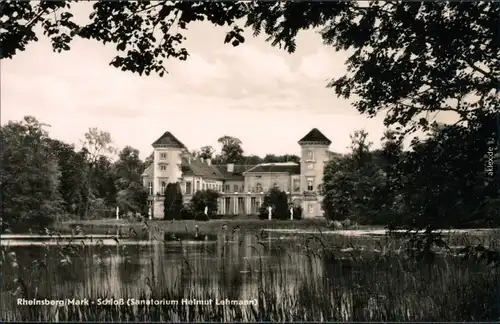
[2,231,498,322]
[1,234,322,308]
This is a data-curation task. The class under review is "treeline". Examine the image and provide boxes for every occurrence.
[1,116,148,232]
[322,113,500,229]
[192,136,300,165]
[0,116,302,232]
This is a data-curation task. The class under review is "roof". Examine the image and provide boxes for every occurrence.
[141,164,153,177]
[244,163,300,174]
[181,158,226,180]
[152,131,186,148]
[214,164,256,181]
[298,128,331,145]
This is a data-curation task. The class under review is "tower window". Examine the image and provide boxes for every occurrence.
[308,204,314,214]
[160,181,166,195]
[307,151,314,160]
[160,153,167,160]
[307,163,314,170]
[160,165,167,171]
[256,183,263,192]
[307,178,314,191]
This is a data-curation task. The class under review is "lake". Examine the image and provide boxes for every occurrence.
[2,226,500,322]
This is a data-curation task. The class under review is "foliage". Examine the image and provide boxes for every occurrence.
[163,182,183,220]
[144,152,154,169]
[189,189,220,218]
[0,116,64,231]
[258,187,289,220]
[46,138,89,215]
[0,115,152,232]
[114,146,147,215]
[198,146,215,160]
[2,2,497,136]
[81,127,116,218]
[217,136,244,164]
[323,113,500,229]
[291,205,302,220]
[262,154,300,163]
[2,228,500,322]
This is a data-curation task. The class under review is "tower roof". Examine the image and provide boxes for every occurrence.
[298,128,331,145]
[152,131,186,148]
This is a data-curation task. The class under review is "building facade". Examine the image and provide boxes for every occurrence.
[141,128,339,219]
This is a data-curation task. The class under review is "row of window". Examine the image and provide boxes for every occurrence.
[158,152,315,164]
[148,180,319,195]
[159,163,316,172]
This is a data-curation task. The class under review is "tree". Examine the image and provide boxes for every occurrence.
[114,146,144,190]
[262,154,300,163]
[81,127,116,217]
[218,136,244,164]
[322,129,385,223]
[3,2,496,134]
[163,182,183,220]
[0,116,63,232]
[116,182,148,216]
[113,146,147,215]
[241,155,263,165]
[258,187,289,220]
[198,146,215,160]
[189,189,220,218]
[46,138,88,215]
[144,152,154,169]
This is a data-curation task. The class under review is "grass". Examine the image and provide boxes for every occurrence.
[52,217,364,235]
[1,227,500,322]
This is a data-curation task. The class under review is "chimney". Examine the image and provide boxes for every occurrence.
[227,163,234,173]
[206,158,211,166]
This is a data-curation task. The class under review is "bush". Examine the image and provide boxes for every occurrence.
[258,187,290,220]
[189,189,220,217]
[291,205,302,220]
[164,183,183,220]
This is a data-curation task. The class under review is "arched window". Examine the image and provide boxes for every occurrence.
[256,183,263,192]
[160,181,166,195]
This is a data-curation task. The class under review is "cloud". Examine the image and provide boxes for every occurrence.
[298,48,349,80]
[169,53,230,87]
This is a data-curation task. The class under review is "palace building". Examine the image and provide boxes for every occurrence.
[141,128,340,219]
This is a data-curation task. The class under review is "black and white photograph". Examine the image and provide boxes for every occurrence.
[1,1,499,322]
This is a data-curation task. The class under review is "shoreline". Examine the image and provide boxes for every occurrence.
[49,218,338,234]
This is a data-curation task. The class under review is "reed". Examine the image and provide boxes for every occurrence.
[1,228,499,322]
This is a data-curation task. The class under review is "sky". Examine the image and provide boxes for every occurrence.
[1,3,458,160]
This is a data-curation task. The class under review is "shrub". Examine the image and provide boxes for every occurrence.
[164,183,183,220]
[258,187,289,220]
[189,189,220,217]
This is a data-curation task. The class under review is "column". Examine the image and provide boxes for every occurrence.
[234,197,238,214]
[246,197,250,215]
